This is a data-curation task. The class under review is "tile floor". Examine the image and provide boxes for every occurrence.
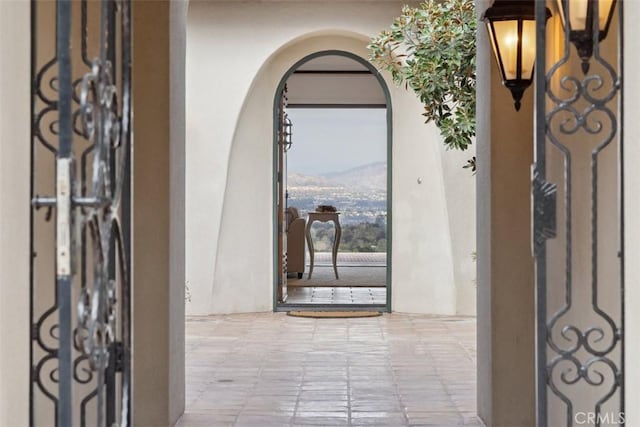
[286,255,387,305]
[179,313,482,427]
[286,287,386,305]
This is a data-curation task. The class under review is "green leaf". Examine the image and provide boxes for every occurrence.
[368,0,476,157]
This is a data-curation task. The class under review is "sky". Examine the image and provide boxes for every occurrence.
[286,108,387,175]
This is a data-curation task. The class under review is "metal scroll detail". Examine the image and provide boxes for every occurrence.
[30,0,132,426]
[534,1,623,426]
[76,58,121,372]
[532,166,557,257]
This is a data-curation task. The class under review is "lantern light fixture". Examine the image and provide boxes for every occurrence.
[284,117,293,151]
[482,0,552,111]
[556,0,617,74]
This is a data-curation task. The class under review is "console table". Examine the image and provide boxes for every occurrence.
[305,212,341,279]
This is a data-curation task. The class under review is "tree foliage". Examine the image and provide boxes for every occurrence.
[368,0,477,151]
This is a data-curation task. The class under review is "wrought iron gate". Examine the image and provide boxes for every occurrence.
[30,0,132,425]
[534,1,624,426]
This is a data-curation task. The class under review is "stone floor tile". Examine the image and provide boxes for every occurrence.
[350,411,406,419]
[351,421,408,427]
[179,313,479,426]
[292,417,350,426]
[176,412,237,427]
[297,401,349,412]
[351,403,404,412]
[234,414,291,426]
[294,410,349,418]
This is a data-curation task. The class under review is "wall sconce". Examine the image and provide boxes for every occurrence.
[482,0,551,111]
[556,0,617,74]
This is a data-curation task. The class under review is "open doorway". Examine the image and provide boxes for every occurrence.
[273,51,392,311]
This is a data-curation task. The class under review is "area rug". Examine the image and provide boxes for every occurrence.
[288,265,386,288]
[287,311,382,318]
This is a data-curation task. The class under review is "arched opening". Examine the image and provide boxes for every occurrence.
[272,50,393,311]
[186,27,469,316]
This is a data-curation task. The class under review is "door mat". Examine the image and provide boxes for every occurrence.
[287,311,382,319]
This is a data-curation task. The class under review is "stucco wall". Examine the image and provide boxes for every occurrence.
[185,0,477,315]
[132,1,187,424]
[475,1,537,424]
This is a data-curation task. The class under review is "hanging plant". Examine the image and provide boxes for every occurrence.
[368,0,477,151]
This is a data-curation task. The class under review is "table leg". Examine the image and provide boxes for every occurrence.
[306,218,314,279]
[332,218,341,279]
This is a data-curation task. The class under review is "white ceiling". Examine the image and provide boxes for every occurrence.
[287,55,385,106]
[296,55,370,72]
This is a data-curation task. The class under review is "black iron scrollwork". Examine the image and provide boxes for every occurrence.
[30,0,131,426]
[535,1,624,426]
[76,57,122,372]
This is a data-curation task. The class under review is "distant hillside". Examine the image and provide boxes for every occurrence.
[322,162,386,190]
[287,172,332,188]
[288,162,386,190]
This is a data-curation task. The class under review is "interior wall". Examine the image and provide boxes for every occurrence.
[132,1,186,425]
[475,1,492,423]
[169,0,187,422]
[0,1,31,425]
[476,0,536,424]
[185,0,477,315]
[286,73,385,104]
[440,136,478,315]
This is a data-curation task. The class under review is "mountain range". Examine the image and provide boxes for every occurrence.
[288,161,386,190]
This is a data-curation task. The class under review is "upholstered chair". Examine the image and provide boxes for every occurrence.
[286,207,306,278]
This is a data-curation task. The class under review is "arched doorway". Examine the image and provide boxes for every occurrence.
[272,50,393,311]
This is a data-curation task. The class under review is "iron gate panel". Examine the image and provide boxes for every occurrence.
[534,1,624,426]
[30,0,132,425]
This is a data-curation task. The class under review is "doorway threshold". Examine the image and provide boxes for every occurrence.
[276,303,387,312]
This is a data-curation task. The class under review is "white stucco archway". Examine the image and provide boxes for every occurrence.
[186,12,476,315]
